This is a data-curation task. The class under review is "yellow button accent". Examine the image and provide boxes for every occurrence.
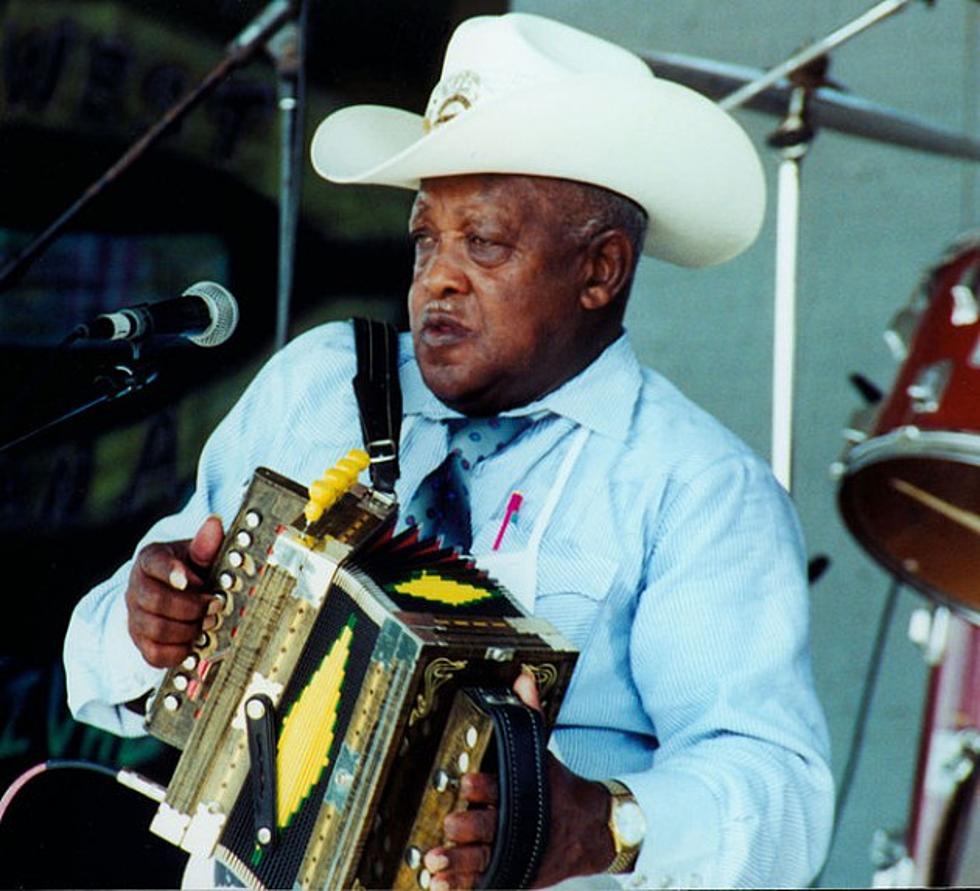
[347,448,370,469]
[304,502,325,524]
[303,448,373,526]
[392,573,493,606]
[309,479,341,505]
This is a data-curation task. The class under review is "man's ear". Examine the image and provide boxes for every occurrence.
[581,229,635,311]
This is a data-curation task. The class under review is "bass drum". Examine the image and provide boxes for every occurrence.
[838,233,980,621]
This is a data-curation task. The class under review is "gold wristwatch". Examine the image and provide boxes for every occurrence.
[599,778,646,874]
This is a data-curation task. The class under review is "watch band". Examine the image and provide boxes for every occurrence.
[599,778,644,874]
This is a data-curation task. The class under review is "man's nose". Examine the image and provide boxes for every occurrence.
[418,239,471,298]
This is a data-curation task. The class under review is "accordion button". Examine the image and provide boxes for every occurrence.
[227,550,244,568]
[172,674,189,692]
[236,530,253,548]
[405,847,422,869]
[163,694,180,712]
[465,726,478,748]
[433,769,453,792]
[181,654,199,671]
[458,752,470,773]
[244,510,262,529]
[419,868,432,889]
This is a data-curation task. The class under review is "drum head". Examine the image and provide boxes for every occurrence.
[840,430,980,620]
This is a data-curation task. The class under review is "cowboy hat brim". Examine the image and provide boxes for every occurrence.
[311,74,765,268]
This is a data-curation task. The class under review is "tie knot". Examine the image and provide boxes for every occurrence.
[447,416,531,471]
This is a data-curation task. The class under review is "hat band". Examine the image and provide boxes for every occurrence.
[423,70,482,133]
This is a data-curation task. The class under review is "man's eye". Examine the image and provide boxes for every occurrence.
[468,234,509,261]
[411,231,435,250]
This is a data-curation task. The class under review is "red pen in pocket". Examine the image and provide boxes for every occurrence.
[492,491,524,551]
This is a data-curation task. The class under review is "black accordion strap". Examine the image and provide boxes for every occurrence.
[469,688,551,890]
[351,317,402,494]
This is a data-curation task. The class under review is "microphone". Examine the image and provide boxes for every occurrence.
[75,281,239,347]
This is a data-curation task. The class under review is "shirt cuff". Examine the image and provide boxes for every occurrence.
[613,768,722,890]
[65,584,164,737]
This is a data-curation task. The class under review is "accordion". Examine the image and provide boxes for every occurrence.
[144,454,578,890]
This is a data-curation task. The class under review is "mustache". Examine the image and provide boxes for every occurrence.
[421,299,457,317]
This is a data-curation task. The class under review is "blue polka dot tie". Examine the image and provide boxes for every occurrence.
[403,416,531,551]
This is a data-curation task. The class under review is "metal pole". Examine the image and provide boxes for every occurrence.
[0,0,298,295]
[271,0,308,352]
[771,151,803,490]
[720,0,918,112]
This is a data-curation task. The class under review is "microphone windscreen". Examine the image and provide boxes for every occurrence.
[184,281,239,347]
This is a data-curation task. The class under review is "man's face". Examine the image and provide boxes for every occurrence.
[408,174,593,416]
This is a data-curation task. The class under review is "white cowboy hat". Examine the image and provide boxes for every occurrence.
[311,13,765,268]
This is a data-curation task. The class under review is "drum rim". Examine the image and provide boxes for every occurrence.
[838,428,980,625]
[841,427,980,472]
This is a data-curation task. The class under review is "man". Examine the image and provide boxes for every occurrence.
[64,12,833,889]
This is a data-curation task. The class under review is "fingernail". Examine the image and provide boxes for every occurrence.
[430,878,449,891]
[424,852,449,873]
[206,513,224,526]
[206,597,224,616]
[169,567,187,590]
[202,614,218,631]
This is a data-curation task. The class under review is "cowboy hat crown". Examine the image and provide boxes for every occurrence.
[311,13,765,268]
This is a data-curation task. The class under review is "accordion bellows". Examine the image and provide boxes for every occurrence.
[144,465,577,890]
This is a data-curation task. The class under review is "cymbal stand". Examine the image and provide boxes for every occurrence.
[719,0,928,490]
[720,0,921,113]
[766,83,814,491]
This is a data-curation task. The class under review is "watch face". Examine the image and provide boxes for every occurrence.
[613,800,646,848]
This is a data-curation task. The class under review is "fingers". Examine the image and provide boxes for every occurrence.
[512,669,541,711]
[126,516,226,668]
[189,514,224,569]
[444,806,497,845]
[460,771,498,806]
[425,842,491,891]
[136,542,206,592]
[132,555,208,616]
[422,796,497,891]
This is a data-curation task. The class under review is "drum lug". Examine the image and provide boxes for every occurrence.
[884,304,923,362]
[870,828,910,877]
[841,405,877,445]
[950,283,979,327]
[906,359,952,414]
[924,728,980,799]
[907,606,950,666]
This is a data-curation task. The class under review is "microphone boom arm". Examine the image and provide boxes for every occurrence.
[0,0,299,295]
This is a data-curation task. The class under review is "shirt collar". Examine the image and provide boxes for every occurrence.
[399,330,642,443]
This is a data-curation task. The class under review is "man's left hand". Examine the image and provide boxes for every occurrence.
[423,672,615,890]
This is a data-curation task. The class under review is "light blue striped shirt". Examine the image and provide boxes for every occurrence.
[64,321,832,888]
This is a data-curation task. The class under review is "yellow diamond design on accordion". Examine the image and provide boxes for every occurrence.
[276,618,355,827]
[392,572,494,606]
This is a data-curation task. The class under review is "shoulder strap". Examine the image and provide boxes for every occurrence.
[351,317,402,494]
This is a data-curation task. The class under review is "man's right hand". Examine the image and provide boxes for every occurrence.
[125,515,225,668]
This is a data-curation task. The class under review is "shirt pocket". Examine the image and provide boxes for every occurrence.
[535,541,619,648]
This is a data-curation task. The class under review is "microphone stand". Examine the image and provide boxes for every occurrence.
[719,0,927,490]
[0,341,158,454]
[267,0,309,352]
[0,0,300,295]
